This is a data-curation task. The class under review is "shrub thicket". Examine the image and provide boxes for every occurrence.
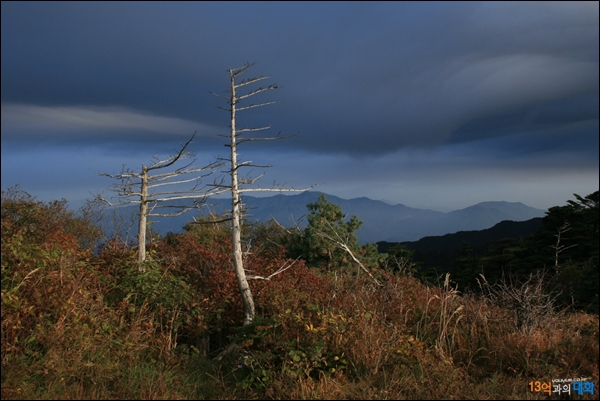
[2,187,598,399]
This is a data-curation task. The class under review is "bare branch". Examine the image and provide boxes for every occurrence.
[146,132,197,172]
[238,185,316,194]
[478,270,562,334]
[208,91,230,100]
[239,173,265,186]
[237,131,299,144]
[313,219,382,286]
[147,175,203,189]
[237,84,279,101]
[237,100,281,111]
[235,126,271,133]
[232,161,274,172]
[149,162,222,180]
[271,215,305,235]
[549,222,579,269]
[235,75,269,88]
[97,131,226,267]
[188,215,233,225]
[93,194,137,208]
[148,201,209,217]
[230,62,256,77]
[247,256,302,280]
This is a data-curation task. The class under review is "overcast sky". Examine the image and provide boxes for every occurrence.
[2,2,598,212]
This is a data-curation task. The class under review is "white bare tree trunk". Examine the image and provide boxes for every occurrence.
[229,73,255,325]
[138,164,149,268]
[211,63,314,325]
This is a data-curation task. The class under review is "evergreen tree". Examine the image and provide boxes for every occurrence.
[286,194,381,274]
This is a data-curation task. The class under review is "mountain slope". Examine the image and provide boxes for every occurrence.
[144,191,545,243]
[377,217,544,254]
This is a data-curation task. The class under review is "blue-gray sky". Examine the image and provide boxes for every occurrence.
[2,2,598,212]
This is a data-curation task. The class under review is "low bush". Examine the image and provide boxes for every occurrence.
[2,189,598,399]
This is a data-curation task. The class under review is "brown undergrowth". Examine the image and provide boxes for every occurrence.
[2,190,598,399]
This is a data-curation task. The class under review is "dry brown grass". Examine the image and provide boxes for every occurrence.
[2,195,597,400]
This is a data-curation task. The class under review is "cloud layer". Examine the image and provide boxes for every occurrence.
[1,2,598,211]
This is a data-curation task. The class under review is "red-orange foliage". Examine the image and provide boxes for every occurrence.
[3,189,598,400]
[2,190,105,368]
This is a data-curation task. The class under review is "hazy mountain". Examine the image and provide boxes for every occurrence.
[142,191,546,243]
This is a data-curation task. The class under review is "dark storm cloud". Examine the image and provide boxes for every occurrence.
[2,2,597,157]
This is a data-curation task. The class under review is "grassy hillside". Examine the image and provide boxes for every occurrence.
[2,188,598,399]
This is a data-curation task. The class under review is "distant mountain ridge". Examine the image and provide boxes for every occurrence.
[145,191,546,243]
[377,218,544,254]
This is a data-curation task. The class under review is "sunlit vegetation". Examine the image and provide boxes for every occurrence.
[2,186,598,399]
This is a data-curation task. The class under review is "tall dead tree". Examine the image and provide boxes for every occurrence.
[97,132,224,270]
[210,63,313,325]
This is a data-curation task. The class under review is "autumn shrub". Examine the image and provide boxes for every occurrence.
[155,229,336,356]
[4,188,598,399]
[155,232,242,351]
[189,250,343,394]
[181,213,234,246]
[1,186,104,250]
[1,188,100,366]
[2,192,134,397]
[221,267,489,399]
[1,189,189,399]
[421,275,600,392]
[210,261,430,397]
[483,311,599,382]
